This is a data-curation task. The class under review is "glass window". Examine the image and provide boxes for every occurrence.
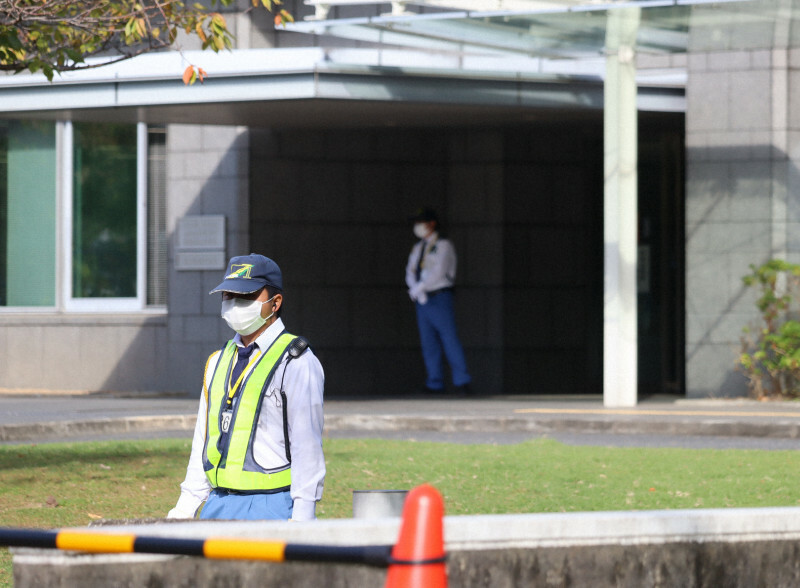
[0,119,165,312]
[71,122,138,299]
[0,120,57,307]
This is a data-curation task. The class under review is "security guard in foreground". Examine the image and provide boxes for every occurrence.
[168,254,325,521]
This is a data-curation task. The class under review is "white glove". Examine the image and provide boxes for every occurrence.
[409,282,427,304]
[166,507,194,519]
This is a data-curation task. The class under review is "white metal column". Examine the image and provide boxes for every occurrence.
[604,6,640,407]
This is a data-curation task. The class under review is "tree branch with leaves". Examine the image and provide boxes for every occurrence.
[0,0,293,83]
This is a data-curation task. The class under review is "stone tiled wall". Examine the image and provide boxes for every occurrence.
[685,49,800,397]
[249,123,606,397]
[0,314,168,392]
[176,0,378,52]
[162,124,251,394]
[502,123,605,395]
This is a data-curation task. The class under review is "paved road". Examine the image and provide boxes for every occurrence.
[4,393,800,449]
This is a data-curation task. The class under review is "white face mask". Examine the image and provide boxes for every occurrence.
[413,223,430,239]
[221,295,275,336]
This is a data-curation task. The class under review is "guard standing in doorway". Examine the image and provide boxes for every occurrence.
[405,208,472,395]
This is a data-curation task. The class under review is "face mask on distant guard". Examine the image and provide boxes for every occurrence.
[413,223,430,239]
[221,295,275,336]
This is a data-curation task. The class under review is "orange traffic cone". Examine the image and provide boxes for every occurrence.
[385,484,447,588]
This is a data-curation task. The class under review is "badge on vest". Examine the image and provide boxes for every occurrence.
[221,409,233,433]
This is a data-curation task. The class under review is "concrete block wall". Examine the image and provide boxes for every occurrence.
[502,122,605,395]
[249,122,608,397]
[685,48,800,397]
[163,124,250,394]
[249,127,506,397]
[0,314,167,392]
[15,507,800,587]
[447,130,506,393]
[173,0,383,52]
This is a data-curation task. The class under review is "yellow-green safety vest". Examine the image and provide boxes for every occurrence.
[202,333,296,492]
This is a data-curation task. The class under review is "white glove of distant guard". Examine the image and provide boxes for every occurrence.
[408,282,428,305]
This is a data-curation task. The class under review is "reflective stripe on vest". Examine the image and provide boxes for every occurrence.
[202,333,296,492]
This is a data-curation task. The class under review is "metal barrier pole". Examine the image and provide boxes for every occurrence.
[0,483,449,588]
[0,527,391,566]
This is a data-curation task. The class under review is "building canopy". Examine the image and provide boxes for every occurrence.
[0,0,795,127]
[288,0,799,58]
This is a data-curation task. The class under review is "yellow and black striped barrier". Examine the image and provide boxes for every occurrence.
[0,484,448,588]
[0,527,392,567]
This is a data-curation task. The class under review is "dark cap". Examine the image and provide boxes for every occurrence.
[209,253,283,295]
[409,207,438,224]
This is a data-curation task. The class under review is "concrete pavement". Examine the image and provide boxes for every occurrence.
[4,391,800,446]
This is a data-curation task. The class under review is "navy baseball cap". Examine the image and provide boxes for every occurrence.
[409,207,438,223]
[209,253,283,295]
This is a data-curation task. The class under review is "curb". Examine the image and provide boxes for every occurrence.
[0,415,198,443]
[323,414,800,439]
[4,412,800,443]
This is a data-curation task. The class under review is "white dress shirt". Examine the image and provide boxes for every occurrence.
[405,231,457,304]
[168,318,325,521]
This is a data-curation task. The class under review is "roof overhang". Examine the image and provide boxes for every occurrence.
[2,0,792,127]
[0,47,683,127]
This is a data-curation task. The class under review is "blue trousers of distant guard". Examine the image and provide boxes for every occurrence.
[415,289,471,390]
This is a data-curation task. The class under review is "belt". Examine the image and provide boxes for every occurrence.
[427,287,453,298]
[214,486,289,496]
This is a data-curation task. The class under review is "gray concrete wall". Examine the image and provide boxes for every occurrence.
[685,48,800,398]
[502,122,605,395]
[14,507,800,587]
[162,124,250,394]
[175,0,380,52]
[0,314,167,393]
[15,542,800,587]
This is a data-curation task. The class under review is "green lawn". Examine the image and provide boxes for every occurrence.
[2,437,800,586]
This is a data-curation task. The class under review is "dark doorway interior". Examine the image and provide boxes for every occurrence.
[249,112,685,398]
[638,114,686,397]
[501,117,605,395]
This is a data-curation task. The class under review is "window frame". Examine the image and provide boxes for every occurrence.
[0,119,164,314]
[60,121,149,313]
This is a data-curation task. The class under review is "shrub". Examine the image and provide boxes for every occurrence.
[738,259,800,399]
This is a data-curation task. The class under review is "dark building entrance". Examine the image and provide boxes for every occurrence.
[249,112,684,398]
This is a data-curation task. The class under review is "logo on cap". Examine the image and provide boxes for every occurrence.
[225,264,254,280]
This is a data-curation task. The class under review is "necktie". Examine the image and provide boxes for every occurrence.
[414,240,426,281]
[231,344,256,389]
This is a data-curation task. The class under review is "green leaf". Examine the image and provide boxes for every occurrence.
[0,0,291,79]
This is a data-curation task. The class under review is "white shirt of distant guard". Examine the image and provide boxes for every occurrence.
[406,228,457,305]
